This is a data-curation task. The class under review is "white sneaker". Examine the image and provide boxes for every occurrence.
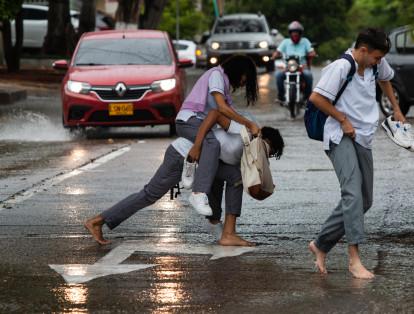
[189,193,213,216]
[181,158,196,189]
[402,122,414,152]
[381,116,412,149]
[206,220,223,240]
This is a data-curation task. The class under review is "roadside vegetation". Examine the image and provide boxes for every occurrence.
[0,0,413,72]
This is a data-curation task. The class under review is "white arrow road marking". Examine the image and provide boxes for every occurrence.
[49,264,156,284]
[50,241,256,284]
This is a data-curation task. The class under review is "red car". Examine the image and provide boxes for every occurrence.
[53,30,192,135]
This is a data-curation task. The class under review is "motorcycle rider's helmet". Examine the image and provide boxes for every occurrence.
[288,21,304,44]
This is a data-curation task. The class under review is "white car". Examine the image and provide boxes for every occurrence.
[11,4,79,48]
[173,39,196,65]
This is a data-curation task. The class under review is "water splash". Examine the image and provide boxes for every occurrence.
[0,111,72,142]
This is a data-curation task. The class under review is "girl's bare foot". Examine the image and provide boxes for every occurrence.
[349,262,375,279]
[218,233,256,247]
[309,241,328,274]
[84,216,110,245]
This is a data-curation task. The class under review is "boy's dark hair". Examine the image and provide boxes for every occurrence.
[221,55,258,106]
[261,126,284,159]
[355,28,391,53]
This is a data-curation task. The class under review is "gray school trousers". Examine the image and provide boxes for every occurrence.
[176,116,220,194]
[101,145,242,230]
[315,136,373,253]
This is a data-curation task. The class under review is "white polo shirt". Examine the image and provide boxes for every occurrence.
[314,49,394,150]
[171,121,243,165]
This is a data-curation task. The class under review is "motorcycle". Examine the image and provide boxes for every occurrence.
[276,55,307,119]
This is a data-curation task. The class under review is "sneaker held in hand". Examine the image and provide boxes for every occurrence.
[381,116,412,149]
[181,158,196,189]
[189,193,213,216]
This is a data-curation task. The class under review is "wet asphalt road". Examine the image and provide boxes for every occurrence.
[0,67,413,313]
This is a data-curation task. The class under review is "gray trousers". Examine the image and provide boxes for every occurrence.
[315,136,373,253]
[101,145,242,230]
[176,117,220,194]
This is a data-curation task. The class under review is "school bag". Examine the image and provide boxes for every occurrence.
[304,53,378,141]
[240,126,275,200]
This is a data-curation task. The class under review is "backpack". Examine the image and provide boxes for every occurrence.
[304,54,378,141]
[240,126,275,200]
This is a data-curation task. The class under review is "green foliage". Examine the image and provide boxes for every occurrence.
[347,0,402,32]
[158,0,211,41]
[0,0,23,20]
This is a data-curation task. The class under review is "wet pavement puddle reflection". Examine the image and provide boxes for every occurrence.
[50,241,256,284]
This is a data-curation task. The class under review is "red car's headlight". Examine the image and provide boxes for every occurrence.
[66,80,91,94]
[151,78,176,92]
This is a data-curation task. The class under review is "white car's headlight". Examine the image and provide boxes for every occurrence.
[211,42,220,50]
[66,80,91,94]
[151,78,176,92]
[258,41,268,49]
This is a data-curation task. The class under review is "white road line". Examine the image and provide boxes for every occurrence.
[0,146,130,208]
[50,240,257,284]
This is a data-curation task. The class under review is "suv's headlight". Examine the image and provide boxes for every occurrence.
[258,41,268,49]
[66,80,91,94]
[211,42,220,50]
[151,78,176,92]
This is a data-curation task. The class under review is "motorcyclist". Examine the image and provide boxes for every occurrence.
[272,21,316,102]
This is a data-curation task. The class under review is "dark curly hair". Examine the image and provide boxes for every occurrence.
[355,28,391,53]
[261,126,284,159]
[221,55,258,106]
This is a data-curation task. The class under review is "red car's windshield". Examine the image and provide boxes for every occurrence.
[74,38,173,66]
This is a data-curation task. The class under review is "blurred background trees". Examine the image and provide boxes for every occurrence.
[0,0,413,72]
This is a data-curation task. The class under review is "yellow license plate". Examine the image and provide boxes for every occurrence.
[108,103,133,116]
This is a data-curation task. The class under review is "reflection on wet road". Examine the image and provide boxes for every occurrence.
[0,68,413,312]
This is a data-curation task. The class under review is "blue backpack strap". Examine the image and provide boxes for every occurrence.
[373,64,378,79]
[333,54,356,105]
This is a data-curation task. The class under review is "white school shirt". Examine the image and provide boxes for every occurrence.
[314,49,394,150]
[171,121,243,165]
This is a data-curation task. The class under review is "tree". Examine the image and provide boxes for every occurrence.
[0,0,23,72]
[43,0,76,55]
[78,0,96,36]
[158,0,210,40]
[115,0,168,29]
[139,0,168,29]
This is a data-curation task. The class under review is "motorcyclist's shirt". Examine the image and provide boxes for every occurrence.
[277,37,313,65]
[314,49,394,150]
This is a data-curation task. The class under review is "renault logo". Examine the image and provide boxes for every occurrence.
[115,82,127,97]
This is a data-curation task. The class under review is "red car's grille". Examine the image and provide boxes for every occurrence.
[91,86,151,101]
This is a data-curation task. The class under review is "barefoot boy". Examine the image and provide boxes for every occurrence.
[308,28,406,279]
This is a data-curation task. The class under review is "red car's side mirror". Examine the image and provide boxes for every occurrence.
[53,60,69,70]
[178,58,193,68]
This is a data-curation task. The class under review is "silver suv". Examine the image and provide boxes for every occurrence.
[206,13,281,71]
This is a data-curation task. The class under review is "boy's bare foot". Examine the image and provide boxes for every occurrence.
[84,216,110,245]
[218,233,256,247]
[309,241,328,274]
[349,262,375,279]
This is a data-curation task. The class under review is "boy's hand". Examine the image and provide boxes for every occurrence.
[393,109,406,123]
[341,118,356,139]
[188,145,202,162]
